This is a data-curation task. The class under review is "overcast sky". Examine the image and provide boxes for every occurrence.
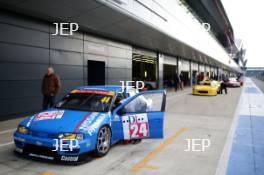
[221,0,264,67]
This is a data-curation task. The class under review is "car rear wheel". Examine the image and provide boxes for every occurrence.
[94,126,111,157]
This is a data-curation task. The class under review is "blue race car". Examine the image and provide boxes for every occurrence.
[14,86,166,162]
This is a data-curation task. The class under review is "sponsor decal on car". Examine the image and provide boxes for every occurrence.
[26,115,35,127]
[29,153,54,160]
[122,113,149,140]
[61,156,79,162]
[34,110,65,121]
[73,112,92,133]
[87,114,106,136]
[101,96,111,103]
[78,112,99,131]
[71,89,115,96]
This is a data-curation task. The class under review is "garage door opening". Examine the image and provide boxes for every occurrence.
[132,53,157,89]
[87,60,105,85]
[163,64,176,88]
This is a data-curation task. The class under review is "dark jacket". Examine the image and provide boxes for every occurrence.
[41,73,61,96]
[179,74,184,82]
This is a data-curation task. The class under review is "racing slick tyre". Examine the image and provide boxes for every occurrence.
[130,139,142,144]
[94,126,111,157]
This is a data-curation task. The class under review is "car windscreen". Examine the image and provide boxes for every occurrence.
[229,78,237,82]
[55,90,115,112]
[199,81,211,86]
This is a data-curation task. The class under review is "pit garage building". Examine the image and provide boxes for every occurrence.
[0,0,241,119]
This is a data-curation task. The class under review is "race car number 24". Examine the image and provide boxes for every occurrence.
[122,114,149,140]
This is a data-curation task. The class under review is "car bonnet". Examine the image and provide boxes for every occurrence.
[24,109,107,134]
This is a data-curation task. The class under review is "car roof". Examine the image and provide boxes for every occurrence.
[75,85,123,92]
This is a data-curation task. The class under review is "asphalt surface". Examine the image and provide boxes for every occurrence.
[0,86,242,175]
[252,78,264,93]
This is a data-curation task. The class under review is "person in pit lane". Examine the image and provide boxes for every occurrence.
[41,67,61,110]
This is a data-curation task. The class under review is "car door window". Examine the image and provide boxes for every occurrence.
[123,92,163,113]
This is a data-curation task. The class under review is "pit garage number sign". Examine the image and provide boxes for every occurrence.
[122,114,149,140]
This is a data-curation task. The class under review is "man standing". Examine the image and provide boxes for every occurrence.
[41,67,61,110]
[174,73,180,92]
[193,72,198,85]
[220,74,228,94]
[179,72,184,90]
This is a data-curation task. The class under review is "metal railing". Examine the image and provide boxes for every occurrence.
[256,75,264,81]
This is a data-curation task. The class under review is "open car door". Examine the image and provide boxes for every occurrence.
[113,90,166,141]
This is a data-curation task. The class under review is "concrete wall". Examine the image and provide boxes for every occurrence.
[0,11,132,118]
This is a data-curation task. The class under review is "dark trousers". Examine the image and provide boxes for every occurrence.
[43,95,55,110]
[174,82,178,91]
[220,83,227,94]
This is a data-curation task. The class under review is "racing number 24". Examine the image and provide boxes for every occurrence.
[129,115,149,139]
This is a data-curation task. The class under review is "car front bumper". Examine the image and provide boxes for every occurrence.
[13,132,94,163]
[192,89,217,96]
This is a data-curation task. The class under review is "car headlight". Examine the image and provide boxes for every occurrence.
[58,133,84,140]
[17,126,29,134]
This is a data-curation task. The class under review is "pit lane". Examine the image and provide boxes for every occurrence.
[0,87,242,175]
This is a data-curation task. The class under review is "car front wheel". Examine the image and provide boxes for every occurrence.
[94,126,111,157]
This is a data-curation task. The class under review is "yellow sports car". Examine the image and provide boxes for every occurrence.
[192,80,220,96]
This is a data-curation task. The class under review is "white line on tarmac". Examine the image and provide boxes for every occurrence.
[0,141,14,147]
[0,128,16,135]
